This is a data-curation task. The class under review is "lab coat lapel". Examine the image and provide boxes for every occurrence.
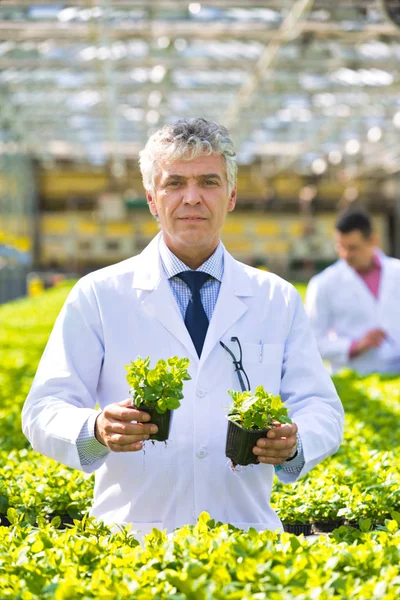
[200,249,254,365]
[132,234,198,360]
[340,259,376,307]
[377,253,394,305]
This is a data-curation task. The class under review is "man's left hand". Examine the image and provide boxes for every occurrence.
[253,422,298,465]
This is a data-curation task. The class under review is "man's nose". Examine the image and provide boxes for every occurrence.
[183,183,201,204]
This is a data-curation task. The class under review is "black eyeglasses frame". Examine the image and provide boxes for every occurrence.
[220,336,251,392]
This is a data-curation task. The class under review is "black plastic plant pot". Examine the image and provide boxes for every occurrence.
[138,406,172,442]
[343,520,361,530]
[0,515,10,527]
[283,522,312,535]
[225,419,270,466]
[312,519,343,533]
[46,514,77,529]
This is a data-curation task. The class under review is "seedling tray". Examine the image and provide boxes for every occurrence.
[283,522,312,535]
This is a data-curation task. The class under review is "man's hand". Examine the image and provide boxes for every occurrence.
[253,422,298,465]
[352,328,387,357]
[95,398,158,452]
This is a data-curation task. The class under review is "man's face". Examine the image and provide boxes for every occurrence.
[146,153,236,259]
[335,229,376,271]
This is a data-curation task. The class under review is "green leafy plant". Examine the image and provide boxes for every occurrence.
[227,386,292,430]
[125,356,191,414]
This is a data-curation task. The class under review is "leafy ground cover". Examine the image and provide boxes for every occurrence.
[1,512,400,599]
[271,371,400,526]
[1,282,400,597]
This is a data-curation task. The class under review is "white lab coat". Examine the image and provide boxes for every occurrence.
[22,234,343,535]
[305,252,400,375]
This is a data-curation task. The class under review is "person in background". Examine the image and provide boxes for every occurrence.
[22,118,343,536]
[305,207,400,375]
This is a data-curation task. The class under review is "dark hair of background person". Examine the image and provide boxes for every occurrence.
[335,208,372,238]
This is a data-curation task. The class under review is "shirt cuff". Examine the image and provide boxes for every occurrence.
[275,432,305,474]
[76,411,110,466]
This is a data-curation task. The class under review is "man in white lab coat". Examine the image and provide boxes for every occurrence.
[306,208,400,375]
[22,118,343,535]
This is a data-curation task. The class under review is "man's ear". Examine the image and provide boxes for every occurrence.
[370,232,378,246]
[146,190,158,216]
[228,186,237,212]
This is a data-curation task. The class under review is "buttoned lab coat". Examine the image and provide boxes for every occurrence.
[22,234,343,536]
[305,252,400,375]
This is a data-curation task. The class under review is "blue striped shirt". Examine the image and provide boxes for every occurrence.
[159,236,223,320]
[77,237,304,474]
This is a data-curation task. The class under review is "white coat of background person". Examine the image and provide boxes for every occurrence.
[22,119,343,536]
[305,208,400,375]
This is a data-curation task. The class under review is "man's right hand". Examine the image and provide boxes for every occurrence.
[352,328,387,356]
[95,398,158,452]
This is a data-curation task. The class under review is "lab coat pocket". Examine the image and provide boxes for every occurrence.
[241,343,284,393]
[242,343,284,365]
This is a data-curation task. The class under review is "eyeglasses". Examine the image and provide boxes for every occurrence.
[220,336,251,392]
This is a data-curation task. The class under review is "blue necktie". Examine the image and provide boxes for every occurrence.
[177,271,210,357]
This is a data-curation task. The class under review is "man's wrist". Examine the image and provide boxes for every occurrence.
[349,339,364,358]
[76,412,110,466]
[276,433,304,474]
[94,412,107,447]
[285,442,298,461]
[285,432,301,462]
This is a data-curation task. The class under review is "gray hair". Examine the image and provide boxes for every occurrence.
[139,118,237,197]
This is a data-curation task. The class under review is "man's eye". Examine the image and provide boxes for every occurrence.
[203,180,218,186]
[166,181,181,187]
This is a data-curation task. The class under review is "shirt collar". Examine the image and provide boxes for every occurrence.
[159,235,224,282]
[372,251,382,270]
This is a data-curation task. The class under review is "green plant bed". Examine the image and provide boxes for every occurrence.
[2,512,400,598]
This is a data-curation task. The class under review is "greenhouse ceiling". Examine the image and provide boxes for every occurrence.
[1,0,400,179]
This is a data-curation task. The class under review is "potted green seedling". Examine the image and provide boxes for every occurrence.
[226,385,292,467]
[125,356,191,442]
